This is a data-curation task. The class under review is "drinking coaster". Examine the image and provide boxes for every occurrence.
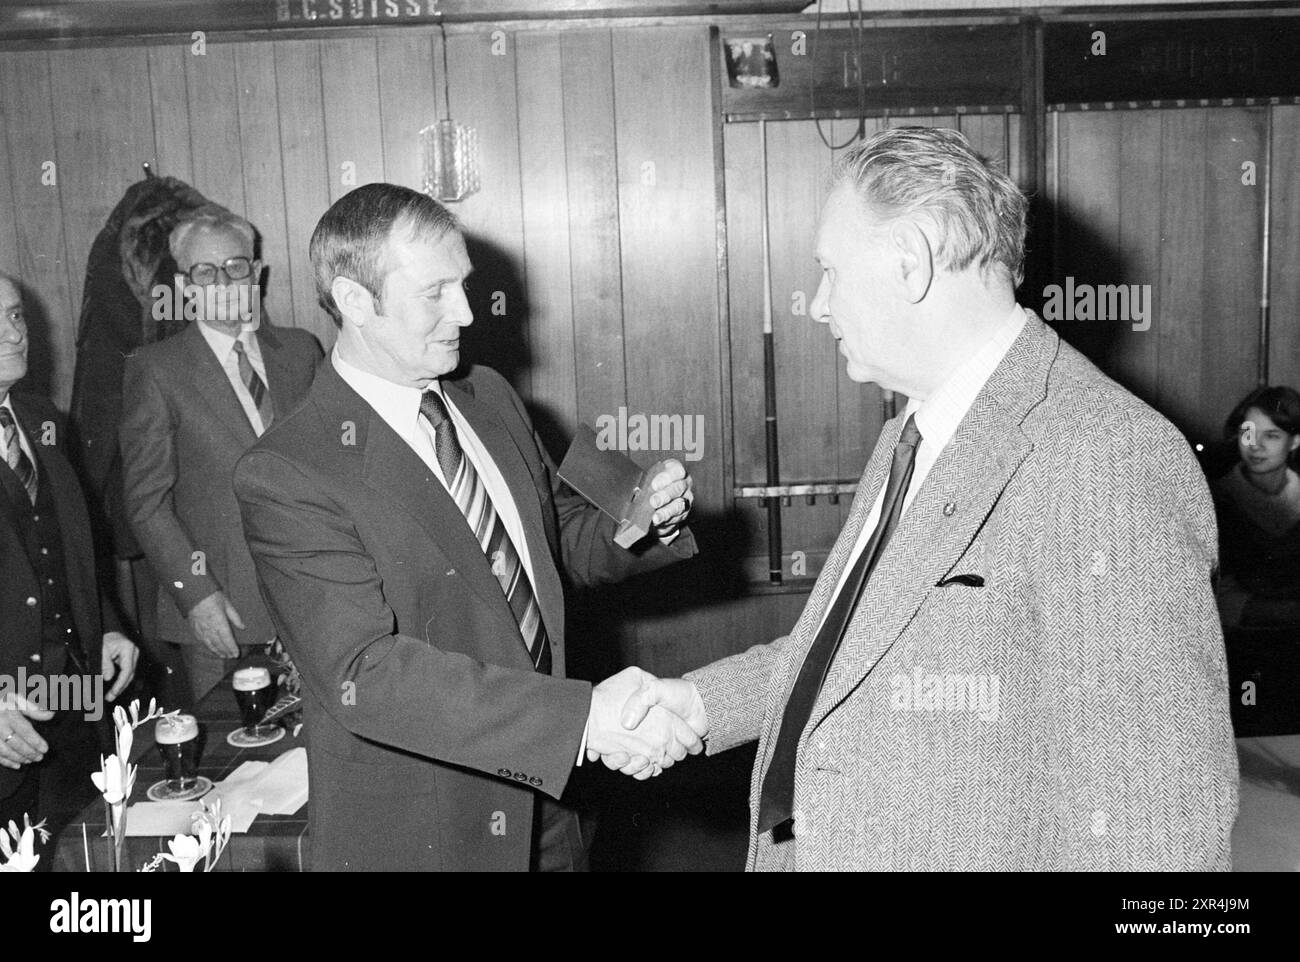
[146,775,213,803]
[226,726,285,749]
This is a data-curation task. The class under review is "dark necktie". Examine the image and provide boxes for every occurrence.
[757,413,923,835]
[420,390,552,673]
[0,404,38,505]
[233,339,274,434]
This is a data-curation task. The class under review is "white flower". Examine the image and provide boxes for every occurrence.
[0,822,40,872]
[91,754,125,805]
[161,834,204,873]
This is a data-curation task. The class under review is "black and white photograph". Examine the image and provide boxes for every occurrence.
[0,0,1294,934]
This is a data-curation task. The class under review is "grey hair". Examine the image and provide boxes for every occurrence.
[832,126,1028,287]
[169,204,256,264]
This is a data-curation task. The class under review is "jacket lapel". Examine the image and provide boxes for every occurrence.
[256,325,296,421]
[443,379,567,656]
[805,314,1055,737]
[751,418,902,782]
[312,365,532,669]
[184,323,259,446]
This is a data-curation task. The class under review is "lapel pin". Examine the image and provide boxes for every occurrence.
[943,501,957,517]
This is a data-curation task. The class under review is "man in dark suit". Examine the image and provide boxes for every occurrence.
[120,206,322,703]
[233,183,705,871]
[0,273,138,842]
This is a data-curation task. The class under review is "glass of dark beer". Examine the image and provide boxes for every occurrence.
[232,666,278,739]
[154,714,200,800]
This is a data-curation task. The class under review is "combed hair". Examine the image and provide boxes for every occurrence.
[310,183,459,325]
[832,126,1029,287]
[169,204,256,262]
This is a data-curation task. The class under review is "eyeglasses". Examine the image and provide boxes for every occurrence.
[183,257,255,286]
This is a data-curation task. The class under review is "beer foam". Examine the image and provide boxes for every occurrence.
[232,666,272,691]
[155,713,198,744]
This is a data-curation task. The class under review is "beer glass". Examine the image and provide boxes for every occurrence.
[232,666,278,740]
[154,714,200,800]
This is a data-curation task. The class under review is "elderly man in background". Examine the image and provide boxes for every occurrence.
[629,126,1238,870]
[0,273,138,844]
[120,205,322,704]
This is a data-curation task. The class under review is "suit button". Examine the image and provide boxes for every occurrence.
[54,612,62,620]
[46,578,54,586]
[40,548,48,556]
[29,653,41,663]
[25,596,36,607]
[32,514,39,522]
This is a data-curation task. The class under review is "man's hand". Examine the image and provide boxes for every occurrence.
[100,632,139,701]
[645,459,694,543]
[619,675,708,745]
[187,590,243,658]
[0,693,53,770]
[585,667,704,779]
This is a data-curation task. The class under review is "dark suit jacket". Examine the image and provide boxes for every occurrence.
[120,322,322,646]
[233,361,698,871]
[0,391,115,801]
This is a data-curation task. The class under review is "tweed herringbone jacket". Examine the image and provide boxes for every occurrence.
[688,311,1239,871]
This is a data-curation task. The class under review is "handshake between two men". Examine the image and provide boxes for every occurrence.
[585,667,708,780]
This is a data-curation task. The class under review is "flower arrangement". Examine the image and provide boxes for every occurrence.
[0,815,49,873]
[90,698,176,872]
[139,798,232,873]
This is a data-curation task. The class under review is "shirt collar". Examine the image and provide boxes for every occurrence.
[906,303,1029,452]
[196,319,256,359]
[331,346,445,441]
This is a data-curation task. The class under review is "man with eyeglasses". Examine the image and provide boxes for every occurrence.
[120,205,323,702]
[1,273,139,847]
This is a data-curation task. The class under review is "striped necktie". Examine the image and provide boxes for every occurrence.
[233,338,274,434]
[0,404,38,506]
[420,390,552,673]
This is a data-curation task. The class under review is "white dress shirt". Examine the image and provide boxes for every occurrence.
[331,348,540,594]
[197,321,270,436]
[0,391,36,468]
[816,303,1030,633]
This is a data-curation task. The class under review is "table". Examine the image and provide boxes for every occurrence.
[52,684,309,872]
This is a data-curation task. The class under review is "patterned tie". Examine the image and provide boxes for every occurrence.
[420,390,552,673]
[758,414,923,835]
[0,404,38,505]
[233,339,274,434]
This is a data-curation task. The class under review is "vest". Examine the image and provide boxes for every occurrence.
[8,447,84,677]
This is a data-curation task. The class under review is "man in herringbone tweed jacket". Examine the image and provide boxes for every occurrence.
[629,127,1238,870]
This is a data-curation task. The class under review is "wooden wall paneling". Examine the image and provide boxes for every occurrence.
[47,47,156,409]
[958,112,1009,171]
[320,37,386,205]
[147,44,194,183]
[832,116,885,534]
[721,120,770,572]
[183,40,247,215]
[1155,109,1209,439]
[377,31,438,192]
[232,41,295,332]
[560,29,625,431]
[1050,111,1122,370]
[1110,109,1162,409]
[612,25,723,510]
[0,75,22,277]
[1008,113,1024,186]
[1197,106,1266,440]
[766,119,839,563]
[273,40,333,344]
[515,30,578,449]
[0,51,76,406]
[1269,105,1300,393]
[444,28,530,402]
